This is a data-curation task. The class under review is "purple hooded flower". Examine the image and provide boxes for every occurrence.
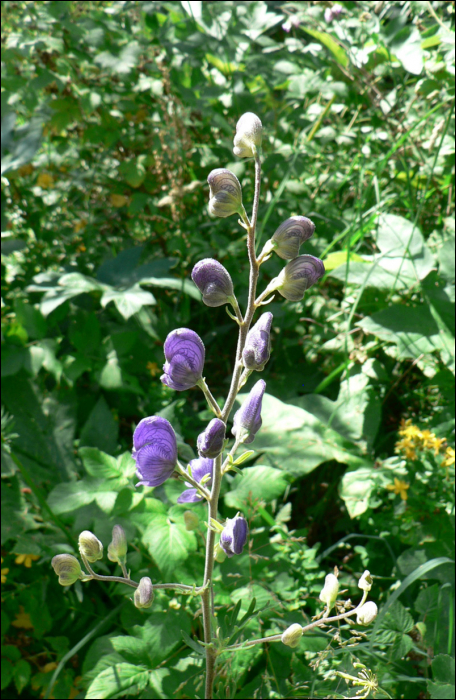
[325,4,343,23]
[177,457,213,503]
[220,513,248,557]
[232,379,266,444]
[242,312,273,372]
[192,259,234,308]
[275,255,325,302]
[133,416,178,487]
[161,328,205,391]
[271,216,315,260]
[197,418,226,459]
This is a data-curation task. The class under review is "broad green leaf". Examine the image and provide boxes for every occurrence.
[101,286,156,320]
[357,303,452,362]
[339,466,378,518]
[79,397,119,454]
[248,393,366,477]
[130,612,192,665]
[323,250,365,272]
[427,655,455,700]
[225,466,290,509]
[79,447,121,478]
[85,663,149,699]
[142,515,197,577]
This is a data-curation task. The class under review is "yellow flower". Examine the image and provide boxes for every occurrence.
[432,436,447,455]
[37,173,54,188]
[146,361,160,377]
[398,419,422,439]
[1,558,9,584]
[387,478,410,501]
[395,436,417,461]
[419,430,436,450]
[442,447,455,469]
[14,553,40,568]
[110,194,129,208]
[12,606,34,629]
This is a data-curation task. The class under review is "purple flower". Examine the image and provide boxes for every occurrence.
[271,216,315,260]
[177,457,213,503]
[192,259,234,308]
[275,255,325,301]
[133,416,178,487]
[197,418,226,459]
[232,379,266,444]
[220,513,248,557]
[161,328,205,391]
[242,312,273,372]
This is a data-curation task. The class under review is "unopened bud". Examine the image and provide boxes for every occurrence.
[192,259,235,308]
[358,570,373,592]
[184,511,200,531]
[319,573,339,610]
[281,623,303,648]
[271,255,325,302]
[134,577,154,609]
[51,554,82,586]
[356,601,378,626]
[78,531,103,563]
[214,542,227,563]
[270,216,315,260]
[107,525,127,566]
[233,112,263,158]
[207,169,243,218]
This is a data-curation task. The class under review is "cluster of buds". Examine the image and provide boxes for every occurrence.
[50,526,155,608]
[281,569,378,651]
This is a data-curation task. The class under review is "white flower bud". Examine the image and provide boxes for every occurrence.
[233,112,263,158]
[134,577,154,609]
[51,554,82,586]
[78,531,103,563]
[107,525,127,565]
[319,573,339,610]
[356,601,378,626]
[358,570,373,592]
[281,623,303,648]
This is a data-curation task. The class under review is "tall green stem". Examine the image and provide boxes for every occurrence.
[202,151,262,699]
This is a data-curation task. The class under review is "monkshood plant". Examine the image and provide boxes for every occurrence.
[51,113,378,699]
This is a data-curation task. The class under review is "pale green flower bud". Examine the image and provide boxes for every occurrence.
[319,573,339,610]
[207,169,243,218]
[214,542,226,563]
[107,525,127,566]
[78,530,103,563]
[51,554,82,586]
[356,601,378,626]
[358,570,373,592]
[281,623,303,648]
[183,511,200,531]
[233,112,263,158]
[134,577,154,609]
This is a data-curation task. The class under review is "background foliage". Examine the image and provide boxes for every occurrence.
[1,1,455,698]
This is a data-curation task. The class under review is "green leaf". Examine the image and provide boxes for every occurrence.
[301,27,349,67]
[357,303,451,362]
[86,663,149,699]
[142,515,197,577]
[101,286,156,320]
[13,659,32,694]
[428,655,455,700]
[248,393,365,477]
[339,466,377,518]
[1,658,13,691]
[225,466,289,509]
[79,447,121,478]
[79,397,119,454]
[323,250,365,272]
